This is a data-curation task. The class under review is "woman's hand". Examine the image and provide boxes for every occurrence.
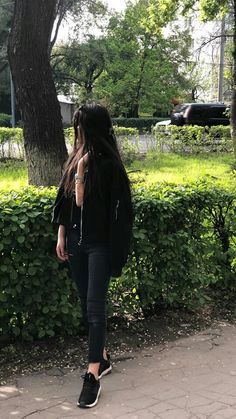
[56,237,68,261]
[56,225,68,261]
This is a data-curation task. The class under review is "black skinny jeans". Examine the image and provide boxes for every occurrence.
[66,225,112,363]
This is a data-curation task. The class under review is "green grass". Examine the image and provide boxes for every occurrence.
[128,152,236,189]
[0,160,28,191]
[0,152,236,191]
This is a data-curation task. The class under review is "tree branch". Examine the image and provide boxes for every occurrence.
[53,71,83,85]
[92,63,105,81]
[196,33,233,54]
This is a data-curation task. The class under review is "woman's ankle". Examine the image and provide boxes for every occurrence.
[88,362,100,380]
[103,348,108,360]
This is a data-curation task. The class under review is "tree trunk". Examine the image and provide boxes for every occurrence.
[8,0,68,186]
[126,104,139,118]
[127,35,149,118]
[231,0,236,160]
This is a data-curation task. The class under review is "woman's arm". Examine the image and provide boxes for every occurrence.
[75,153,89,207]
[56,224,68,261]
[75,160,85,207]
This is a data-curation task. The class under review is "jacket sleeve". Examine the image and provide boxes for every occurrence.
[109,162,134,277]
[51,185,72,226]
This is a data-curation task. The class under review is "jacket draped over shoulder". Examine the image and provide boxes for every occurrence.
[51,157,133,278]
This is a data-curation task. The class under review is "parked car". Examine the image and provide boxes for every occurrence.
[155,119,171,126]
[171,102,230,127]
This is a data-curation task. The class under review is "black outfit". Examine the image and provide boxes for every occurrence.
[51,153,133,363]
[66,233,111,362]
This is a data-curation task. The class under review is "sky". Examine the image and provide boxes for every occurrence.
[106,0,127,11]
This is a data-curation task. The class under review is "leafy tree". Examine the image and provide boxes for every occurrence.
[93,1,193,117]
[167,0,236,158]
[52,37,107,101]
[51,0,107,53]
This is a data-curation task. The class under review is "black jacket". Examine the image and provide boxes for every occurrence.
[51,155,133,278]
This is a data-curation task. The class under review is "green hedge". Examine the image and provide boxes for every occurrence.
[0,187,82,341]
[129,181,236,316]
[1,182,236,341]
[64,126,140,164]
[153,125,232,153]
[0,114,11,128]
[0,125,232,160]
[64,126,138,146]
[0,128,24,159]
[0,127,138,159]
[112,117,167,132]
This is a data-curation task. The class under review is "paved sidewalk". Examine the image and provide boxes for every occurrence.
[1,323,236,418]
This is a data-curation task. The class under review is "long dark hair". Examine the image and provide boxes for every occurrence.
[59,102,131,199]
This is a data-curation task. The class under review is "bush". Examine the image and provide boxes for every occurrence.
[0,128,24,159]
[115,127,139,164]
[64,126,139,145]
[153,125,232,154]
[0,114,11,128]
[64,126,140,164]
[112,117,168,133]
[0,187,82,341]
[0,127,140,161]
[127,181,236,316]
[114,126,138,136]
[1,181,236,341]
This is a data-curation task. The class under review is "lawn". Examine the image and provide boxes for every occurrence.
[0,159,27,191]
[0,152,235,191]
[129,152,236,189]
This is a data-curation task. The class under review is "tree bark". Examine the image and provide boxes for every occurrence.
[231,0,236,160]
[127,34,149,118]
[8,0,68,186]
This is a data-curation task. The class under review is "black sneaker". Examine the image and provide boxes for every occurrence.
[77,372,101,408]
[98,353,112,379]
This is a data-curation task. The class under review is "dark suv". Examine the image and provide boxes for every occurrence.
[171,103,230,126]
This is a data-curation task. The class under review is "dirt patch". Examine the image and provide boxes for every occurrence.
[1,300,236,386]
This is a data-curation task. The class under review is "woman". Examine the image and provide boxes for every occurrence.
[51,103,133,408]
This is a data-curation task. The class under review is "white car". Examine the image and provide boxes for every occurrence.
[155,119,171,126]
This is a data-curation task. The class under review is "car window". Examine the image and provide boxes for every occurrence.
[186,106,209,119]
[172,104,189,113]
[209,107,227,118]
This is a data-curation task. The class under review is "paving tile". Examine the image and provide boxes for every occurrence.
[0,384,19,400]
[158,407,192,418]
[2,324,236,418]
[123,395,160,409]
[148,401,179,414]
[196,390,236,406]
[152,387,188,402]
[209,407,236,418]
[169,394,213,409]
[190,401,229,415]
[117,410,157,419]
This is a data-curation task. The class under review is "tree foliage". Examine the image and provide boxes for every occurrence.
[52,36,107,101]
[54,0,194,117]
[94,24,193,116]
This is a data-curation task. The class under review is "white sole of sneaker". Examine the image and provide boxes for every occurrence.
[77,385,101,408]
[98,364,112,379]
